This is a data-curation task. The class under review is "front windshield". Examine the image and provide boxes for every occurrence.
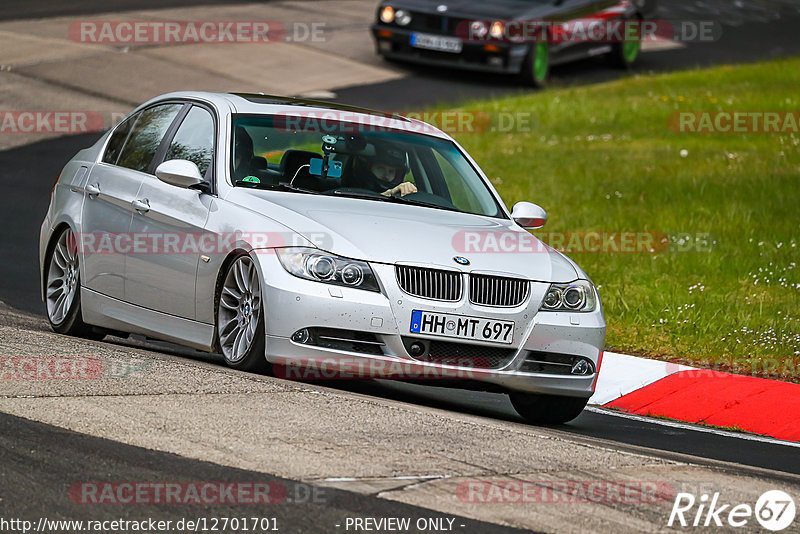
[230,114,503,218]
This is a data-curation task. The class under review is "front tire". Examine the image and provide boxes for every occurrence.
[520,40,550,88]
[216,254,269,373]
[509,392,588,425]
[45,227,103,339]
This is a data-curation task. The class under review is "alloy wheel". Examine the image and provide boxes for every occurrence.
[46,228,80,325]
[218,256,262,363]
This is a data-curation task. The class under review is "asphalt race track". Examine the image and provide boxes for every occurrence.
[2,1,800,532]
[0,412,528,533]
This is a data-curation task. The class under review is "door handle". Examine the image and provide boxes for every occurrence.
[132,198,150,213]
[86,183,101,197]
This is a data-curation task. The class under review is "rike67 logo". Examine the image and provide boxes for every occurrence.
[668,490,796,531]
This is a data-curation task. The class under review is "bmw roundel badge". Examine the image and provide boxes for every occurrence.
[453,256,470,266]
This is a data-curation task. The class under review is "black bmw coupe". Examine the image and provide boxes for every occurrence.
[371,0,658,86]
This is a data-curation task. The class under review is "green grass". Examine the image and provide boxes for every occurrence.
[435,57,800,378]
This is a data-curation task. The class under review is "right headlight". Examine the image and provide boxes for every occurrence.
[276,247,381,293]
[539,280,597,312]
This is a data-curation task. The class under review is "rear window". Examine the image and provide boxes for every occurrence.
[102,112,139,165]
[116,104,182,173]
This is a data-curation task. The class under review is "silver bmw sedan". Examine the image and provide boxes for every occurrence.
[39,91,605,424]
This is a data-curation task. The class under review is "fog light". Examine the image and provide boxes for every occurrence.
[571,359,592,375]
[408,341,426,357]
[292,329,312,344]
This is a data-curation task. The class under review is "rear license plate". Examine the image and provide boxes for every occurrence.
[410,310,514,344]
[410,32,463,53]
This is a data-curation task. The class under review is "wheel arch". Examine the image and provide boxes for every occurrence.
[41,221,76,302]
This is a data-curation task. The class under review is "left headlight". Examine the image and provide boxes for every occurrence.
[539,280,597,313]
[276,248,381,293]
[380,6,395,23]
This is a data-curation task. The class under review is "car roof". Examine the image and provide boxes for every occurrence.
[140,91,451,140]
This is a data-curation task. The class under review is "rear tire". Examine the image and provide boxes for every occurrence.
[45,227,104,340]
[607,17,641,69]
[216,254,270,373]
[520,40,550,88]
[509,392,589,425]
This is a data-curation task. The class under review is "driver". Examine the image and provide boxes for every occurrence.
[348,142,418,197]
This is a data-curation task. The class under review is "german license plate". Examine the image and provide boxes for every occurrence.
[410,310,514,344]
[410,32,463,53]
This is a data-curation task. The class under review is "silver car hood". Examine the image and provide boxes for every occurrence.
[228,190,579,282]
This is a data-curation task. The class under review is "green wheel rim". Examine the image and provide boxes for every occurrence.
[622,29,640,63]
[533,41,548,82]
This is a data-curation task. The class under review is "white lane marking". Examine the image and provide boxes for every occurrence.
[642,38,687,52]
[586,406,800,449]
[323,475,450,482]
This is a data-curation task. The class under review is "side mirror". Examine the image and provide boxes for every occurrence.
[511,201,548,229]
[155,159,205,189]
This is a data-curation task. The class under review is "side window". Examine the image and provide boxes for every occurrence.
[117,104,182,173]
[102,112,139,165]
[165,106,215,177]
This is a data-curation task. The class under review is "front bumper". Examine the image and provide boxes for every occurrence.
[257,254,605,398]
[371,25,530,75]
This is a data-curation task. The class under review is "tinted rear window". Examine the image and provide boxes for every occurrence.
[102,112,139,165]
[116,104,182,173]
